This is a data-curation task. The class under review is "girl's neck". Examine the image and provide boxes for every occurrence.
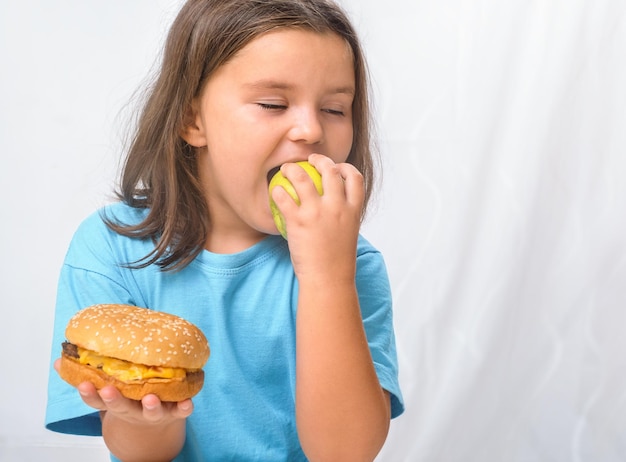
[204,226,269,254]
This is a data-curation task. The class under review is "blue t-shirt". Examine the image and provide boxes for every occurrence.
[46,202,404,461]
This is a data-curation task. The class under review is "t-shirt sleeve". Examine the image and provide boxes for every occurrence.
[356,237,405,419]
[45,209,136,435]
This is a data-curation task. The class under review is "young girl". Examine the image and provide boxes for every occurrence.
[46,0,404,460]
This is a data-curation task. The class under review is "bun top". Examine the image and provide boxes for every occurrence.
[65,304,210,369]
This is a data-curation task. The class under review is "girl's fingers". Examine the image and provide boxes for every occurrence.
[141,394,165,421]
[175,399,194,419]
[308,153,364,207]
[335,162,365,208]
[74,379,192,423]
[77,381,109,410]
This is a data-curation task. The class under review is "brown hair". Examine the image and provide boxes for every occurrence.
[107,0,377,271]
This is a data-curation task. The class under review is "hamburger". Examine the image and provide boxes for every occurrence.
[58,304,210,402]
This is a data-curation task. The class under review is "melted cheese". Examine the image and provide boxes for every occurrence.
[77,347,187,382]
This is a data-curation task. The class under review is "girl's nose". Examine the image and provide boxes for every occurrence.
[287,108,324,145]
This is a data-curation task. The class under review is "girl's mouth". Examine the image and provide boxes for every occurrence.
[267,166,281,185]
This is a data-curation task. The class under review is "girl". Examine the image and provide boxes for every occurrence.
[46,0,404,460]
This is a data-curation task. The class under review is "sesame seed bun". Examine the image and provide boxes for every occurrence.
[65,304,210,368]
[59,304,210,401]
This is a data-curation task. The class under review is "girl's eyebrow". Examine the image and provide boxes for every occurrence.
[329,86,355,96]
[244,79,355,96]
[245,79,293,91]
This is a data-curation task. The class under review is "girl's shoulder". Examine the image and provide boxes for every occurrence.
[68,202,150,255]
[63,202,160,279]
[101,201,148,226]
[75,202,147,234]
[356,234,383,258]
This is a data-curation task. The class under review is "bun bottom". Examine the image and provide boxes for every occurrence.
[59,354,205,402]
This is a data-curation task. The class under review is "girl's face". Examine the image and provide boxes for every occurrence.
[183,29,355,252]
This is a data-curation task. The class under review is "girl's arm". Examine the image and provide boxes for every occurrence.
[275,154,391,461]
[90,383,189,462]
[296,277,391,461]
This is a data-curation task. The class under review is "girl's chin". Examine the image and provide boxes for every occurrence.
[249,220,280,239]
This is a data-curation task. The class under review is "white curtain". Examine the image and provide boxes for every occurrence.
[0,0,624,461]
[351,0,626,460]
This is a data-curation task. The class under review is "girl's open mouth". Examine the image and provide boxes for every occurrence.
[267,166,281,184]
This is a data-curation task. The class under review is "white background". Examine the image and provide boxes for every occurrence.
[1,0,625,461]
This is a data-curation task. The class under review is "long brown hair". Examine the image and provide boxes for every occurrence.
[107,0,377,271]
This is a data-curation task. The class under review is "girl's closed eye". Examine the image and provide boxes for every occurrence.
[323,107,345,116]
[258,102,288,111]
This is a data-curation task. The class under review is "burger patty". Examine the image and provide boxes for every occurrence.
[62,341,79,359]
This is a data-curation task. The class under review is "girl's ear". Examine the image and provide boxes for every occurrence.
[180,99,207,147]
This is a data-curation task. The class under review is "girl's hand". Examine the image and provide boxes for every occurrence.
[54,358,190,461]
[271,153,364,285]
[54,358,193,425]
[78,382,193,425]
[283,155,391,459]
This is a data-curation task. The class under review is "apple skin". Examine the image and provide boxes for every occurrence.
[268,161,324,239]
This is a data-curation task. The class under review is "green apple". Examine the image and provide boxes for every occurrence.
[268,161,324,239]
